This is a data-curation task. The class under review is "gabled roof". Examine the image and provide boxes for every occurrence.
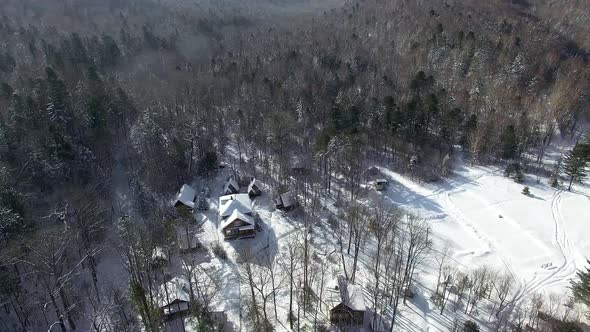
[157,276,191,308]
[219,194,252,218]
[248,178,261,192]
[342,284,365,311]
[220,209,254,230]
[328,277,366,312]
[223,179,239,193]
[279,191,296,207]
[174,184,196,208]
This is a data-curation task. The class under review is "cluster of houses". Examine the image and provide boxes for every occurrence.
[161,176,304,330]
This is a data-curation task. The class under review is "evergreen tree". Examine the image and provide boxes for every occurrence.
[499,125,518,159]
[571,259,590,310]
[563,144,588,191]
[463,320,480,332]
[196,195,208,211]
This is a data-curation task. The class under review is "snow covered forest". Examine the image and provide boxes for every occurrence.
[0,0,590,331]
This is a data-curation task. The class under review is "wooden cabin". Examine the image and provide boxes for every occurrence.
[248,178,262,198]
[173,184,196,209]
[223,179,239,195]
[329,278,366,327]
[274,191,297,211]
[374,179,388,191]
[157,276,191,319]
[220,209,256,240]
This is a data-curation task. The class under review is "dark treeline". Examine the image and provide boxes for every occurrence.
[0,0,589,330]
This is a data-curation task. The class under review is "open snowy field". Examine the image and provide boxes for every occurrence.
[379,162,590,300]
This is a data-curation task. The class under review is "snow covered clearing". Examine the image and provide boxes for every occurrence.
[95,141,589,332]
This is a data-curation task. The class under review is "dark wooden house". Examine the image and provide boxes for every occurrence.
[329,279,366,327]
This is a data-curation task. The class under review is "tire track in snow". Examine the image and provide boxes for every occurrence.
[513,191,577,301]
[442,192,520,284]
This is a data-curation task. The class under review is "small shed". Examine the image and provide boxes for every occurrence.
[157,276,191,318]
[220,209,256,240]
[248,178,262,198]
[374,179,389,191]
[274,191,297,211]
[174,184,196,209]
[329,278,366,327]
[177,229,200,252]
[223,179,239,195]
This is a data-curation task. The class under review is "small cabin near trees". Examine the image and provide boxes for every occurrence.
[274,191,296,211]
[329,278,366,328]
[157,276,191,319]
[173,184,196,209]
[374,179,389,191]
[248,178,262,198]
[223,179,239,195]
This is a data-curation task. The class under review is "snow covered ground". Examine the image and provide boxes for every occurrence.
[158,148,590,332]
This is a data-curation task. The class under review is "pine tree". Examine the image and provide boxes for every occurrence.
[463,320,480,332]
[196,195,208,211]
[571,260,590,310]
[500,125,518,159]
[563,145,588,191]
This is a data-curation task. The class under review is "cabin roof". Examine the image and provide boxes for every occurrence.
[174,184,196,208]
[280,191,296,207]
[248,178,261,192]
[342,284,365,311]
[219,194,252,217]
[220,209,254,230]
[157,276,191,308]
[327,277,366,312]
[223,179,239,192]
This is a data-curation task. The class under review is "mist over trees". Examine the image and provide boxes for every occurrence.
[0,0,589,330]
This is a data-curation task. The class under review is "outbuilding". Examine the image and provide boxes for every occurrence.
[223,179,239,195]
[274,191,297,211]
[374,179,389,191]
[328,277,366,327]
[157,276,191,319]
[247,178,262,198]
[173,184,196,209]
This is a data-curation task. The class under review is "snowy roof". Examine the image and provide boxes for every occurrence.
[157,276,191,308]
[174,184,196,208]
[248,178,261,192]
[219,194,252,218]
[328,277,366,312]
[280,191,296,207]
[220,209,254,230]
[375,179,388,184]
[223,179,239,193]
[342,284,365,311]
